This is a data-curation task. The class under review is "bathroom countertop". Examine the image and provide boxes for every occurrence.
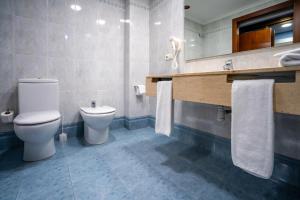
[147,66,300,78]
[146,66,300,115]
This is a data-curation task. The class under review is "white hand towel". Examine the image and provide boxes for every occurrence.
[273,48,300,57]
[231,79,275,179]
[155,81,173,136]
[274,48,300,67]
[279,53,300,67]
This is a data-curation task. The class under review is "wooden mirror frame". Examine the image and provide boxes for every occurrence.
[232,0,300,53]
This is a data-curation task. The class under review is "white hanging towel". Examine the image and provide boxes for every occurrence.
[155,81,173,136]
[274,48,300,67]
[231,79,275,179]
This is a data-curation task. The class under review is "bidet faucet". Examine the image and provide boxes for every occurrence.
[223,59,233,70]
[91,101,96,108]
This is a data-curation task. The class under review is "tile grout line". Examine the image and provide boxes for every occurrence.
[123,145,196,200]
[62,144,77,200]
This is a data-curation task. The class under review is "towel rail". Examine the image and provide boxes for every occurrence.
[227,71,295,83]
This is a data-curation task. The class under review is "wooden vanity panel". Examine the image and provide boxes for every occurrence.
[274,71,300,115]
[146,67,300,115]
[146,77,157,96]
[173,75,232,106]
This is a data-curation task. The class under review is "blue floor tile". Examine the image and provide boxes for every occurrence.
[0,127,299,200]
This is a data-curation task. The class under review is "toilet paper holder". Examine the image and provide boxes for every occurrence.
[1,109,14,123]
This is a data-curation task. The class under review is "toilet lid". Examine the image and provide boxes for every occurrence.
[14,111,61,125]
[80,106,116,114]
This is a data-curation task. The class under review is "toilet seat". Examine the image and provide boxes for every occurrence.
[14,111,61,125]
[80,106,116,114]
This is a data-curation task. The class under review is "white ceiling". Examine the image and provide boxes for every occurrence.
[185,0,278,25]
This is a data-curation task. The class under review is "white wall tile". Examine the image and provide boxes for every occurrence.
[14,16,47,56]
[14,0,47,20]
[0,0,127,131]
[0,14,13,54]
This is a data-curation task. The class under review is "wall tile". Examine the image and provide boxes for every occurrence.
[47,58,75,91]
[14,0,47,20]
[47,22,74,58]
[0,0,126,133]
[0,14,13,54]
[47,0,76,25]
[0,0,12,15]
[14,54,47,81]
[60,90,81,125]
[0,53,13,94]
[14,16,47,56]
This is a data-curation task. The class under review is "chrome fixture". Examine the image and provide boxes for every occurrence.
[223,59,233,70]
[217,106,231,122]
[91,100,96,108]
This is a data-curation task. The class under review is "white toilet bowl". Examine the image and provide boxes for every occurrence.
[80,106,116,144]
[14,111,60,161]
[14,78,61,161]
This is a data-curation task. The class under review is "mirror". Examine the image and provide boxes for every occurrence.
[184,0,299,61]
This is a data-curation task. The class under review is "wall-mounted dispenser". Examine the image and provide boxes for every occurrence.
[134,85,145,96]
[1,109,14,123]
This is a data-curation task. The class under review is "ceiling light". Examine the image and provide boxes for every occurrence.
[120,19,131,23]
[70,4,82,11]
[154,21,161,26]
[96,19,106,25]
[281,23,292,28]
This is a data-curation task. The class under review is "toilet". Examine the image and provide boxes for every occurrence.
[80,106,116,144]
[13,79,61,161]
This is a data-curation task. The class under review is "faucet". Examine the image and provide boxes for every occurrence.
[91,100,96,108]
[223,59,233,70]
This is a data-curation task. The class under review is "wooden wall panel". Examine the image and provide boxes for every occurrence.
[239,28,273,52]
[294,0,300,43]
[232,1,294,53]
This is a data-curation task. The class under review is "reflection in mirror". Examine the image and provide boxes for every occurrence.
[184,0,299,61]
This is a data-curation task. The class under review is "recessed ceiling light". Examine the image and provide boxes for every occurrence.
[96,19,106,25]
[70,4,82,11]
[120,19,131,23]
[281,22,292,28]
[154,21,161,26]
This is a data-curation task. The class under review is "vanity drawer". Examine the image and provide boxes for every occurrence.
[173,75,231,106]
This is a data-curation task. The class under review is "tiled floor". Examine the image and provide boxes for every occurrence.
[0,128,299,200]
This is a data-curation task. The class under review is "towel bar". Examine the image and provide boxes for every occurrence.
[227,71,295,83]
[151,77,172,82]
